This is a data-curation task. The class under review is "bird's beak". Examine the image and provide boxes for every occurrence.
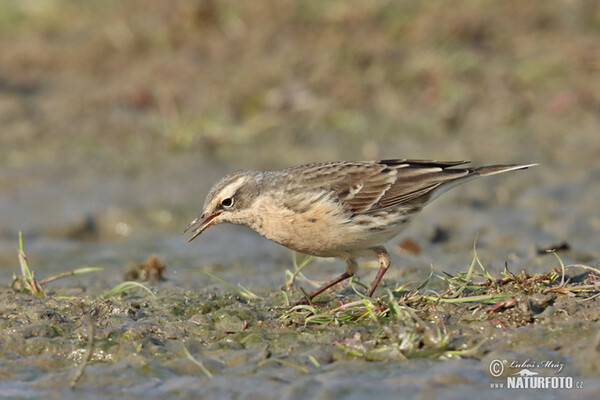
[184,212,222,242]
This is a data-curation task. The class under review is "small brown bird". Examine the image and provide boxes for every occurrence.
[185,159,535,304]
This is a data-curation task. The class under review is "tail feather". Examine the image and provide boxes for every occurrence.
[427,162,536,203]
[474,163,538,177]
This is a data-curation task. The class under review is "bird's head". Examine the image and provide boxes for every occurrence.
[184,171,261,242]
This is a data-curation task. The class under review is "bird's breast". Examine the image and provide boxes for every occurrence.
[247,194,349,256]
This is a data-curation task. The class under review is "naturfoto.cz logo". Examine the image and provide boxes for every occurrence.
[488,359,584,390]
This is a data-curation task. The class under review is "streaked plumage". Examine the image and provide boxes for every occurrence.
[185,159,535,304]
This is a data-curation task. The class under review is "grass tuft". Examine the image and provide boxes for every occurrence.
[13,232,102,296]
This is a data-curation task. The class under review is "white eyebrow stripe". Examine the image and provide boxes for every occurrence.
[218,177,245,199]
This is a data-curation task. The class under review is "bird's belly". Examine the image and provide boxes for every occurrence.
[272,221,406,257]
[250,198,409,257]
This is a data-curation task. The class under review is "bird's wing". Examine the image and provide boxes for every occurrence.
[370,159,474,211]
[284,160,473,214]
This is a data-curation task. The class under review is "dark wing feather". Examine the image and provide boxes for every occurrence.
[282,159,474,215]
[369,160,474,212]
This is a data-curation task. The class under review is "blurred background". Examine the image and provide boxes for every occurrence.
[1,0,599,293]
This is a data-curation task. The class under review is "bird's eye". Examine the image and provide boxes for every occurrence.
[221,198,234,207]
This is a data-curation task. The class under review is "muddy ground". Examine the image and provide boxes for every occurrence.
[1,264,599,399]
[1,1,600,399]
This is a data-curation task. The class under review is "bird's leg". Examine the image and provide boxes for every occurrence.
[367,247,391,297]
[293,259,358,306]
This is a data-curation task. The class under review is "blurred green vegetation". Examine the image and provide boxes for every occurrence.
[1,0,598,167]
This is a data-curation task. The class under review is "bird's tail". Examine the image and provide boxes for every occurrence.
[474,163,538,176]
[427,162,536,203]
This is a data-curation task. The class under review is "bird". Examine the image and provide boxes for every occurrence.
[184,159,535,305]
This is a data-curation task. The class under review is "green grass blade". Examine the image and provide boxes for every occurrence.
[182,344,213,378]
[103,281,155,299]
[18,231,33,281]
[187,269,253,299]
[237,283,260,299]
[39,267,103,285]
[550,251,566,286]
[423,293,508,304]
